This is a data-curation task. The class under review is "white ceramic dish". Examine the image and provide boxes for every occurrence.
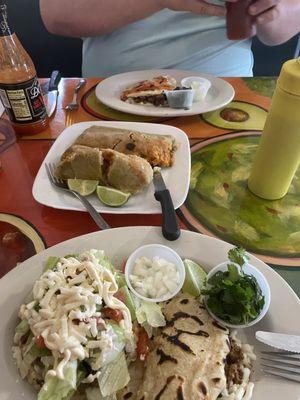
[205,261,271,329]
[125,243,185,302]
[95,69,235,117]
[1,227,300,400]
[32,121,190,214]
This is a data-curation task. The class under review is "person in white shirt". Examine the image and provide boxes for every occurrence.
[40,0,300,77]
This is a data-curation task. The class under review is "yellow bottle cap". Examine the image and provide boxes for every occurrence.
[278,58,300,96]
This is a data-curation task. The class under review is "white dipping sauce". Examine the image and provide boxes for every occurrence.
[129,256,180,299]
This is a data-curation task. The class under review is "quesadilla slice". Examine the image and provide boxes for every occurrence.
[75,125,176,167]
[120,75,177,107]
[136,294,255,400]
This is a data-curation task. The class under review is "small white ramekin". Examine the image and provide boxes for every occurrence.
[124,244,185,303]
[205,261,271,329]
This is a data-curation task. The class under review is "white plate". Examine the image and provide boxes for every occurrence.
[32,121,190,214]
[95,69,235,117]
[0,227,299,400]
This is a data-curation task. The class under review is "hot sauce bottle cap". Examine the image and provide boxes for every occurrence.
[278,58,300,96]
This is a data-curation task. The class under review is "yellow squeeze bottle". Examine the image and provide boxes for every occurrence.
[248,58,300,200]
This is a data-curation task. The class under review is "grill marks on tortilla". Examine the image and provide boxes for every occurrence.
[162,311,209,355]
[167,312,204,328]
[212,320,228,331]
[180,298,189,305]
[154,375,176,399]
[162,331,195,355]
[154,375,185,400]
[198,381,207,395]
[123,393,133,399]
[177,385,184,400]
[156,348,178,365]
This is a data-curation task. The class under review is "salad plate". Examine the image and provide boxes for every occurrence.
[32,121,190,214]
[0,227,300,400]
[95,69,235,117]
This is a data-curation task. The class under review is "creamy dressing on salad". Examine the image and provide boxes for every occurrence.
[17,250,134,381]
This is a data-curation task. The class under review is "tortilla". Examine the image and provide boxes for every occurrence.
[55,145,153,194]
[74,125,176,167]
[120,75,177,107]
[136,294,230,400]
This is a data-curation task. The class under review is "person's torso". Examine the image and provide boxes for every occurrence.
[82,9,253,77]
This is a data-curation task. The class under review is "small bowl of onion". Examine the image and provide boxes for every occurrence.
[124,244,185,303]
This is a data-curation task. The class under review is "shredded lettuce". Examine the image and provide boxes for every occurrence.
[90,250,115,272]
[135,300,166,328]
[29,343,52,358]
[38,360,77,400]
[15,319,29,334]
[115,273,126,289]
[98,352,130,397]
[44,256,60,272]
[99,324,125,367]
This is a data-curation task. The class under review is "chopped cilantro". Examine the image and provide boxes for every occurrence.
[204,246,264,325]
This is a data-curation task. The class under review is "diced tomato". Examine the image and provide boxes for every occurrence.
[102,307,124,322]
[35,335,46,349]
[114,291,126,304]
[96,317,105,329]
[136,327,149,360]
[120,259,127,274]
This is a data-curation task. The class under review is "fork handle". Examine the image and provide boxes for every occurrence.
[72,191,110,230]
[71,79,87,103]
[74,79,86,94]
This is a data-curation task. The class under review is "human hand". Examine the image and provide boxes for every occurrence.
[158,0,238,17]
[248,0,282,25]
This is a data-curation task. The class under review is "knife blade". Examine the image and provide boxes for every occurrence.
[44,70,61,118]
[256,331,300,353]
[153,169,180,241]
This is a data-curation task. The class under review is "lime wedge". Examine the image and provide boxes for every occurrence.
[182,259,207,297]
[67,179,99,196]
[96,186,130,207]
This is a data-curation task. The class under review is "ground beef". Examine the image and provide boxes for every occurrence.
[225,342,244,385]
[132,94,167,106]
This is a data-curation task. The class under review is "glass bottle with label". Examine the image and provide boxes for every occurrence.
[0,2,48,136]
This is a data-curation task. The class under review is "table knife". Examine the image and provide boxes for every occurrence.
[153,169,181,241]
[256,331,300,353]
[45,70,61,117]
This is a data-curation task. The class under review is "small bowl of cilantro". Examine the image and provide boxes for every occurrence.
[203,247,271,328]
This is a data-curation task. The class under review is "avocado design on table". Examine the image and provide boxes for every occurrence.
[186,134,300,258]
[202,101,267,131]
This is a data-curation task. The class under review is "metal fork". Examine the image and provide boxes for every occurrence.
[45,163,110,230]
[261,351,300,383]
[64,79,87,127]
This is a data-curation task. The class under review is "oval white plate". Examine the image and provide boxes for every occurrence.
[32,121,190,214]
[1,227,300,400]
[95,69,235,117]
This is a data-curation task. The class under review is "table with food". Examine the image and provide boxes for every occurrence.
[1,3,300,400]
